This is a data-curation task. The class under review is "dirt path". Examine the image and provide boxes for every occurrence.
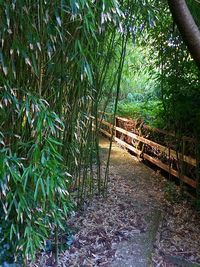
[100,138,200,267]
[100,138,162,267]
[33,138,200,267]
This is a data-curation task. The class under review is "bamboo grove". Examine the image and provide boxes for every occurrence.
[0,0,128,263]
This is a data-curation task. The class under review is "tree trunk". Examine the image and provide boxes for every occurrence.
[168,0,200,70]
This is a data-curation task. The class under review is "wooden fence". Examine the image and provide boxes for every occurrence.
[98,112,198,191]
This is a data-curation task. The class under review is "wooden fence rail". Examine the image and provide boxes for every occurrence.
[97,113,198,190]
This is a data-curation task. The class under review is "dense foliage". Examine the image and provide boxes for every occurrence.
[0,0,125,263]
[149,0,200,136]
[107,0,200,137]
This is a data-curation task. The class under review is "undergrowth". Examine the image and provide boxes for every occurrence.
[107,100,165,128]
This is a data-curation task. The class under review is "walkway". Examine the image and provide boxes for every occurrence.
[100,138,162,267]
[100,138,200,267]
[33,138,200,267]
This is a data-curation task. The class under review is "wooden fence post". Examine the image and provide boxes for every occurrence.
[196,141,200,200]
[180,139,186,193]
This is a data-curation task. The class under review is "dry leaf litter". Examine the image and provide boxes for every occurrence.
[31,140,200,267]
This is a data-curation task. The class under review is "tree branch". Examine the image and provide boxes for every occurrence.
[168,0,200,69]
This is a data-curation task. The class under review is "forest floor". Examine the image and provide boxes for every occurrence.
[32,137,200,267]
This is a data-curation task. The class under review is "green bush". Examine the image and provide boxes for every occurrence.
[115,100,164,128]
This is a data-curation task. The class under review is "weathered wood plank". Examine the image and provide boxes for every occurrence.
[99,128,141,156]
[99,128,112,138]
[114,137,141,156]
[99,126,197,188]
[99,111,195,142]
[99,118,196,167]
[143,153,196,188]
[115,125,196,167]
